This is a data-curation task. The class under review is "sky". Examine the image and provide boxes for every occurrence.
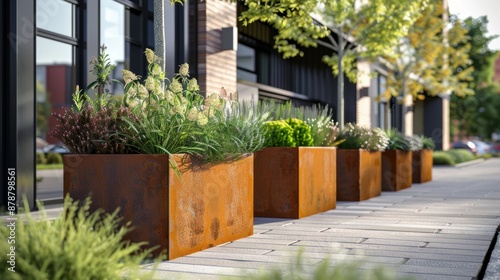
[448,0,500,51]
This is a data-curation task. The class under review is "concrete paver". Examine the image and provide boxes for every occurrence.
[143,158,500,279]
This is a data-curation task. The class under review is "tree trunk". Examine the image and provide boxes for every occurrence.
[154,0,165,70]
[337,27,344,129]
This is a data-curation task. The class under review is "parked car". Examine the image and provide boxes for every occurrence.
[471,140,491,156]
[451,141,477,154]
[42,144,70,154]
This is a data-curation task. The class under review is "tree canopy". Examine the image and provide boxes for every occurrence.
[382,0,473,101]
[239,0,427,128]
[450,15,500,139]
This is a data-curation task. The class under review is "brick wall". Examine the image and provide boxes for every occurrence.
[197,0,237,96]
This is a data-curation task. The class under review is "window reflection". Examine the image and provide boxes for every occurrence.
[36,37,74,144]
[237,43,257,82]
[36,37,75,202]
[101,0,125,95]
[36,0,74,37]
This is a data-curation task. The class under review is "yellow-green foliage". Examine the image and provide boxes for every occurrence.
[263,120,296,147]
[433,151,455,165]
[286,118,314,147]
[447,149,475,163]
[433,149,476,165]
[263,118,314,147]
[36,152,46,164]
[0,196,159,280]
[45,153,63,164]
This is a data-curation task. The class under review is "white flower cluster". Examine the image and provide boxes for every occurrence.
[405,135,424,151]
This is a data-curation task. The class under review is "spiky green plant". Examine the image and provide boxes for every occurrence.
[0,196,160,280]
[385,129,411,151]
[421,136,435,150]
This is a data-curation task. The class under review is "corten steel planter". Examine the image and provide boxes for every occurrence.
[254,147,336,219]
[336,149,382,201]
[412,149,433,183]
[382,150,412,192]
[63,154,254,260]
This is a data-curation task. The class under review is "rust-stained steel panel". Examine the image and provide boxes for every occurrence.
[382,150,412,191]
[412,149,433,183]
[337,149,382,201]
[64,154,254,260]
[168,154,254,259]
[254,147,336,219]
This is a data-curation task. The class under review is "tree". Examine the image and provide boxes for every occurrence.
[450,16,500,139]
[383,0,473,103]
[239,0,427,128]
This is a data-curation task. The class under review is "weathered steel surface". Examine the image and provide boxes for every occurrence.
[412,149,433,183]
[64,154,254,260]
[168,154,254,259]
[382,150,412,191]
[254,147,336,219]
[337,149,381,201]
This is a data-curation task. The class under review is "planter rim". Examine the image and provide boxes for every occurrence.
[337,148,382,152]
[259,146,336,150]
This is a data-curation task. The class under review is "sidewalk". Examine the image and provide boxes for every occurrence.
[142,159,500,280]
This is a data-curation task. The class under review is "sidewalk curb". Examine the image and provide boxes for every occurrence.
[484,231,500,280]
[454,158,485,168]
[38,198,64,206]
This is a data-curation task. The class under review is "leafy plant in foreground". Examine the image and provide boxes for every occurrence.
[0,196,159,280]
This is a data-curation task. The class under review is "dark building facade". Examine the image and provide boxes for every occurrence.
[1,0,446,211]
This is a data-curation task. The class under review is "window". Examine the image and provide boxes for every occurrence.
[36,0,79,143]
[101,0,125,94]
[237,43,257,82]
[237,43,270,84]
[36,0,80,202]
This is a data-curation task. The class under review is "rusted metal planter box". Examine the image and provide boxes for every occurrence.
[337,149,381,201]
[412,149,433,183]
[254,147,336,219]
[63,154,254,260]
[382,150,412,191]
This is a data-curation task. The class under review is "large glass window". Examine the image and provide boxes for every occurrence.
[378,75,390,130]
[36,0,79,202]
[100,0,125,94]
[237,43,257,83]
[237,43,270,84]
[36,0,75,37]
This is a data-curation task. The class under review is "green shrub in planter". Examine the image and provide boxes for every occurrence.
[286,118,314,146]
[262,118,313,147]
[36,152,46,164]
[433,151,455,165]
[386,129,411,150]
[46,152,63,164]
[421,136,435,150]
[263,120,296,147]
[0,196,159,280]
